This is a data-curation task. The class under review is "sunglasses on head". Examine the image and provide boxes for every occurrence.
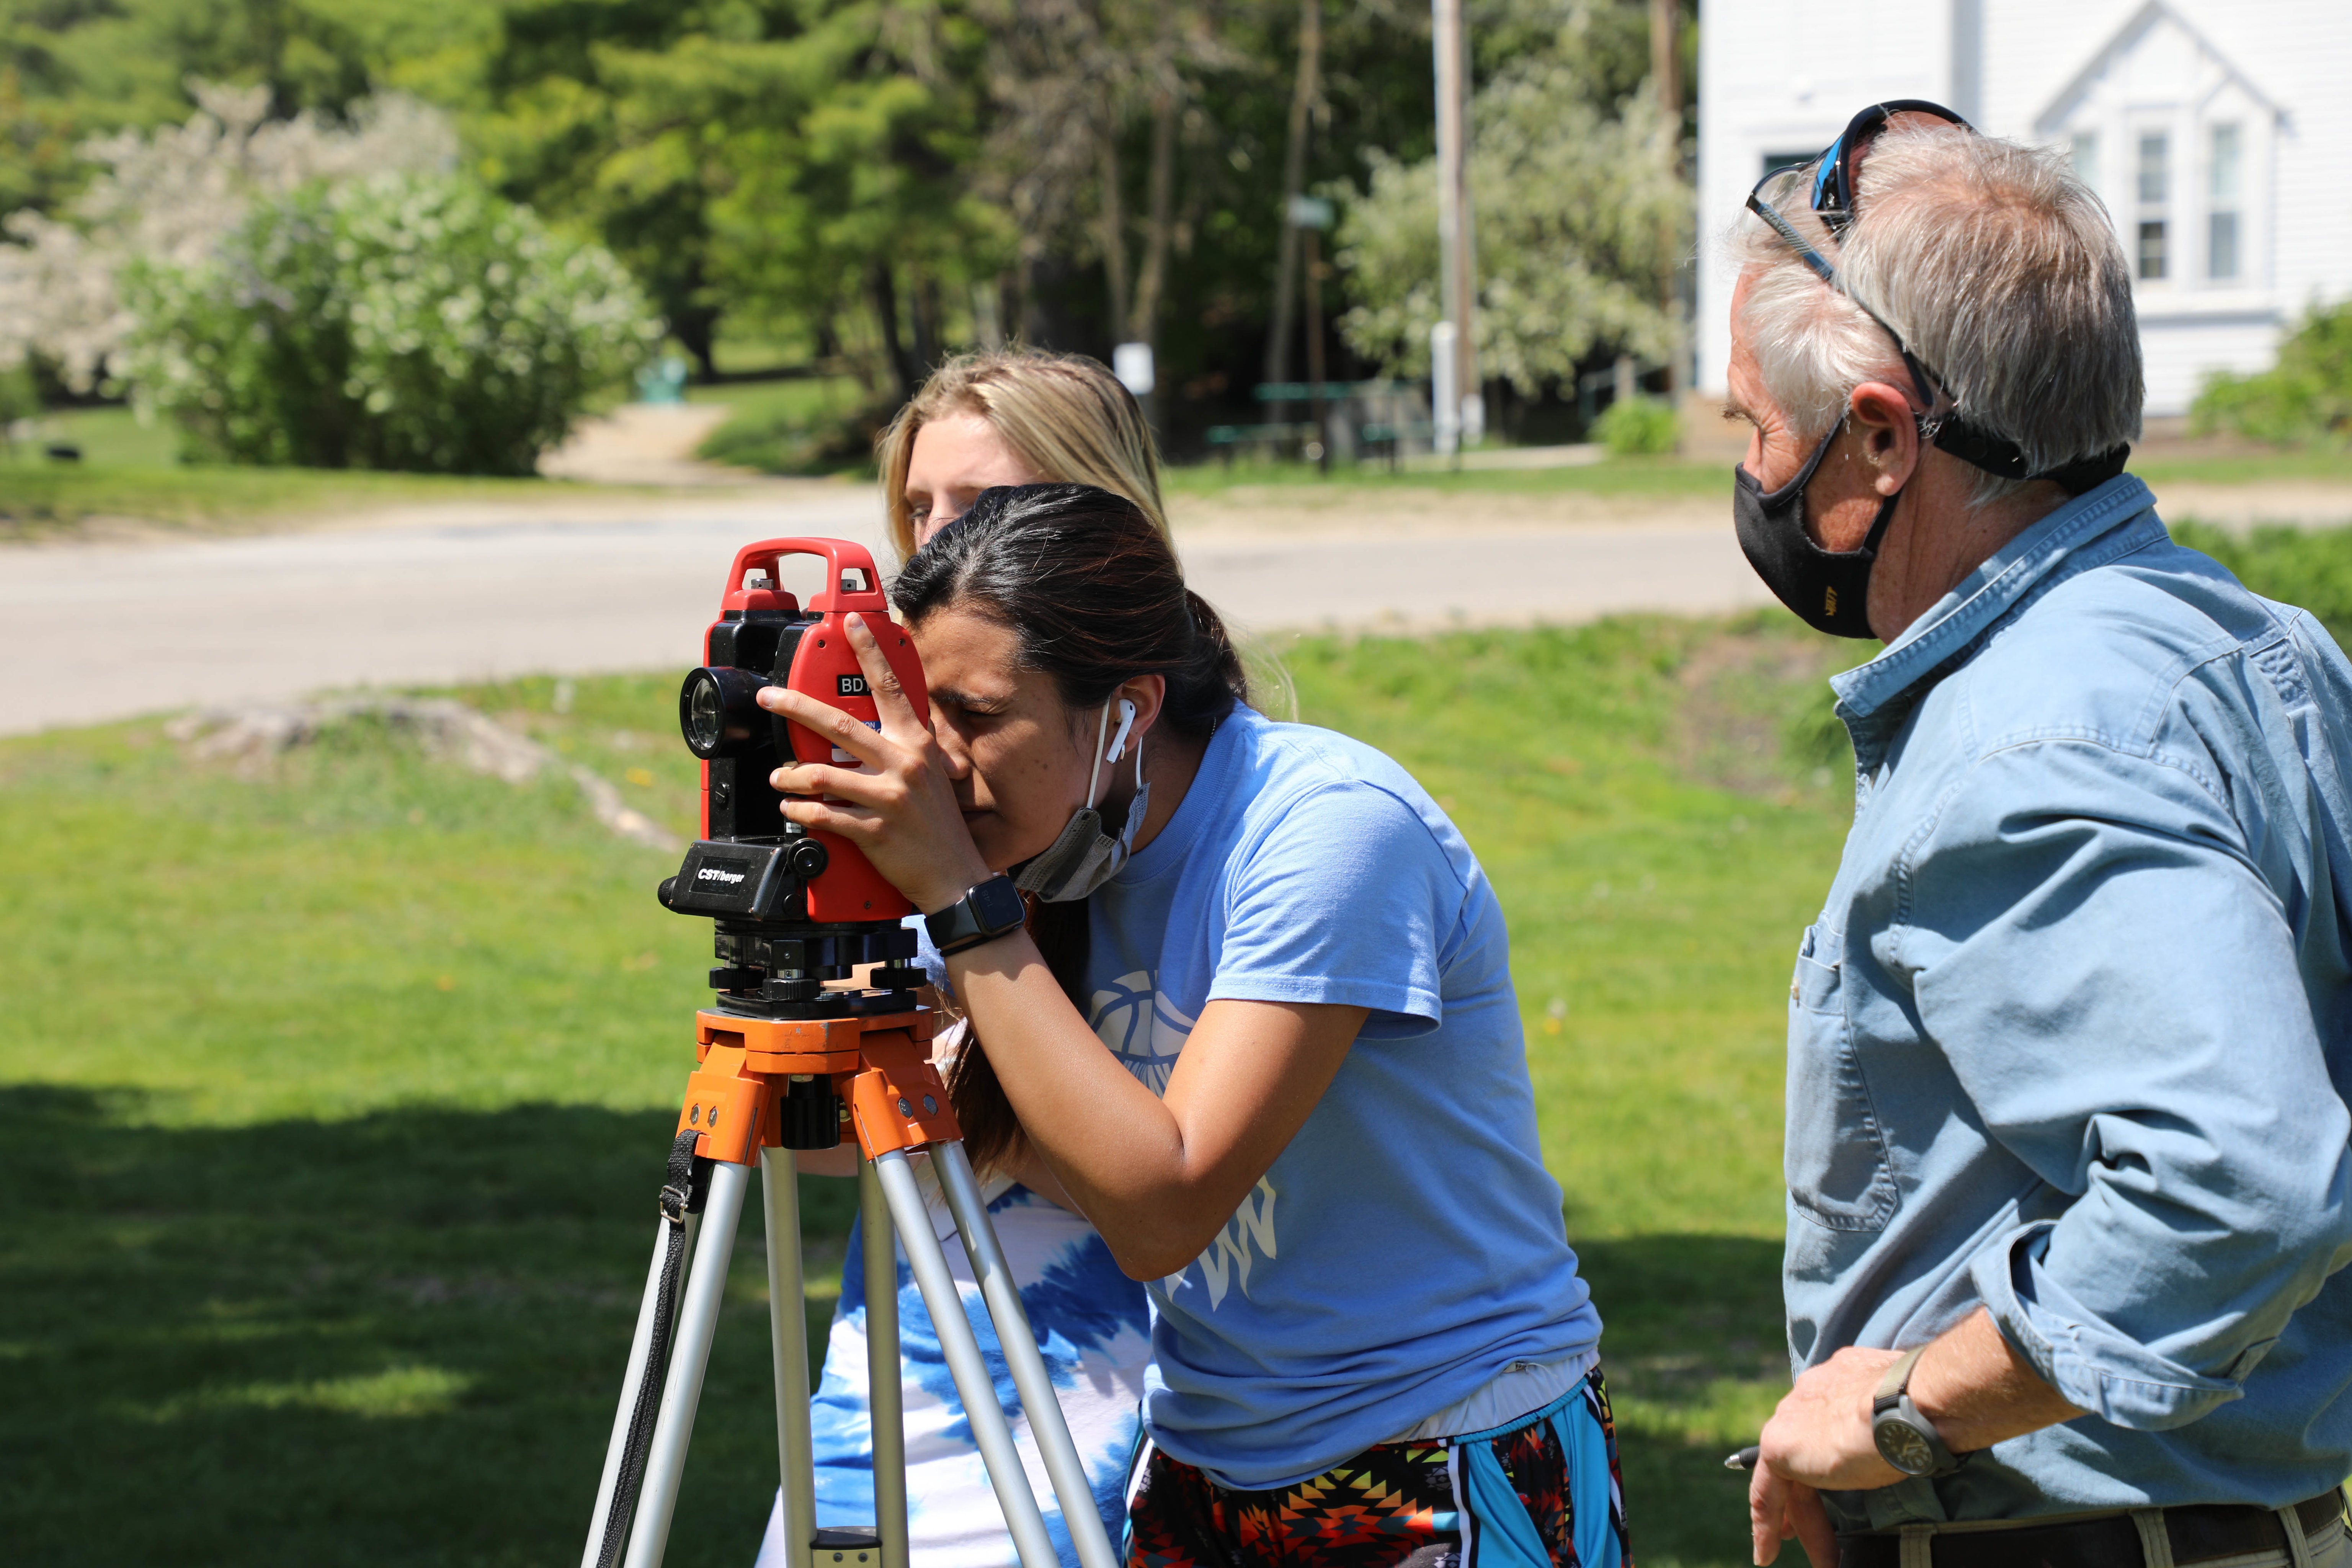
[1803,99,1973,238]
[1743,100,1972,404]
[1740,99,2127,494]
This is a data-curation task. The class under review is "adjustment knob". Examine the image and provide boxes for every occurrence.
[787,840,829,880]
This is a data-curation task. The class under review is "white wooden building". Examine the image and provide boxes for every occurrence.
[1694,1,2352,417]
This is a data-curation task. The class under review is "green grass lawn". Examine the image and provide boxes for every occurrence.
[0,407,626,538]
[1161,444,2352,506]
[1163,450,1735,501]
[0,616,1857,1565]
[10,399,2352,538]
[691,375,878,475]
[15,511,2352,1565]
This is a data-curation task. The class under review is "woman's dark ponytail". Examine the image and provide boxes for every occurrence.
[894,484,1250,1174]
[1169,589,1248,739]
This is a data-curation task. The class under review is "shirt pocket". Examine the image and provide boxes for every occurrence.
[1784,923,1900,1233]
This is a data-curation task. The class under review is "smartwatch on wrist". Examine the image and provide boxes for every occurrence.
[925,875,1026,957]
[1871,1346,1967,1478]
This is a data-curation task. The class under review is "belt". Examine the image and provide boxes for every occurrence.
[1837,1491,2347,1568]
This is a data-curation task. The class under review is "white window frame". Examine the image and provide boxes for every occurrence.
[2038,14,2278,305]
[2203,121,2243,284]
[2130,121,2174,288]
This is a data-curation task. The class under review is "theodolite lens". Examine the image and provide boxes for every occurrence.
[686,675,724,751]
[679,665,767,759]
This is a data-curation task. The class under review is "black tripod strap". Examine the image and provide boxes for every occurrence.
[596,1129,705,1568]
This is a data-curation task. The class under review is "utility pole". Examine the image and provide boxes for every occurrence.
[1304,213,1329,474]
[1432,0,1478,458]
[1264,0,1324,415]
[1651,0,1683,405]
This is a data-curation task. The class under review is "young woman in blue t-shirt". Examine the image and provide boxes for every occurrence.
[760,351,1166,1568]
[759,482,1627,1568]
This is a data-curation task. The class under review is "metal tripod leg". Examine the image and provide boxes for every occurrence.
[861,1158,910,1568]
[871,1150,1062,1568]
[763,1149,817,1568]
[581,1217,677,1568]
[622,1158,751,1568]
[935,1143,1122,1568]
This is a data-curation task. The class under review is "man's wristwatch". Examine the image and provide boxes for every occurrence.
[924,875,1026,957]
[1872,1346,1967,1478]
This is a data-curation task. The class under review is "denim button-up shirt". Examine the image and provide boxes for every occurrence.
[1789,475,2352,1527]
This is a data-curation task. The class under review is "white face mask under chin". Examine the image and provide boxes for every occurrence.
[1011,698,1149,903]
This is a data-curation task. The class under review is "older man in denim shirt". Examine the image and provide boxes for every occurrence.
[1726,109,2352,1568]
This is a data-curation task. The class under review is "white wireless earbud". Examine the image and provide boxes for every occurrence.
[1104,698,1138,764]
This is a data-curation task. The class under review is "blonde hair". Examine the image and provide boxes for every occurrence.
[875,350,1169,562]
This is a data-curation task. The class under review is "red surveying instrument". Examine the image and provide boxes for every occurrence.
[581,539,1119,1568]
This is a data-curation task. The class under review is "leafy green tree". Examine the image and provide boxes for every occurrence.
[977,0,1436,413]
[1331,0,1687,394]
[474,0,1002,394]
[0,0,1694,448]
[468,0,726,377]
[0,0,478,215]
[693,2,1006,397]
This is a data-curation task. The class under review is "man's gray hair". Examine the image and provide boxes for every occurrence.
[1735,122,2141,504]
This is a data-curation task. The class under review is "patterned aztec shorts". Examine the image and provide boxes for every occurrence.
[1124,1371,1630,1568]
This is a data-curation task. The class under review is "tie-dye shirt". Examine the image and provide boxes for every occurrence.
[753,1156,1151,1568]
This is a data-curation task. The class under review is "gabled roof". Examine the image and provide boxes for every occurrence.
[2033,1,2283,137]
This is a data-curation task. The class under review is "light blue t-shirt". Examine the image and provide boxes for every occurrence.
[1086,706,1601,1490]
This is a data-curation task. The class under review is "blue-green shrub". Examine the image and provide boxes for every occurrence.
[122,174,660,475]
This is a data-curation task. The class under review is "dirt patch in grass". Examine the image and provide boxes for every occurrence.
[1670,620,1855,804]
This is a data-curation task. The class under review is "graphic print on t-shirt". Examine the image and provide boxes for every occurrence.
[1181,1176,1278,1309]
[1090,970,1277,1309]
[1090,968,1195,1093]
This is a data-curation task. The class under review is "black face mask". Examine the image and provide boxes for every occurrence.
[1733,427,1899,640]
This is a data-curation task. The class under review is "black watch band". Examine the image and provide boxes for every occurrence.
[925,875,1026,957]
[1871,1346,1966,1478]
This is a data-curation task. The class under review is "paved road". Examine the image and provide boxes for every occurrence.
[0,488,1769,736]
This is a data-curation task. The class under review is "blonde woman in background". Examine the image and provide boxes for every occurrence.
[756,349,1161,1568]
[875,349,1171,560]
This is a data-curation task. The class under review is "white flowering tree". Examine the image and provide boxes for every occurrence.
[1332,46,1687,393]
[0,81,662,474]
[0,83,459,394]
[121,174,662,475]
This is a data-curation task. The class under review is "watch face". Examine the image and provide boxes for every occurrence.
[1875,1417,1936,1476]
[971,875,1026,932]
